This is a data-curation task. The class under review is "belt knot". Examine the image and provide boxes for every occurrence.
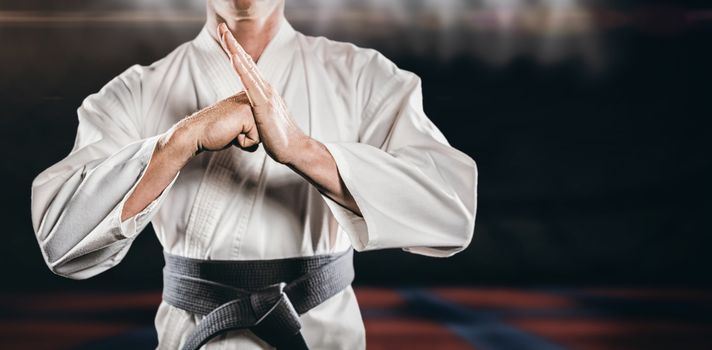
[249,282,302,347]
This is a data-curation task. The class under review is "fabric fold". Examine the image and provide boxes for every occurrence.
[31,66,179,279]
[318,57,477,257]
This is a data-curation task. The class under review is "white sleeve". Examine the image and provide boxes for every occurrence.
[30,66,179,279]
[320,52,478,257]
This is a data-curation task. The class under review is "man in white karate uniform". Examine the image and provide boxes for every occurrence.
[30,0,478,349]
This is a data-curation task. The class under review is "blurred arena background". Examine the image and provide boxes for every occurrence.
[1,0,711,349]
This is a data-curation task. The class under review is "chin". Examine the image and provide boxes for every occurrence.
[213,0,280,21]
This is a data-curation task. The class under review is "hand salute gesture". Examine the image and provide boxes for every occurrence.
[216,23,361,215]
[217,23,309,165]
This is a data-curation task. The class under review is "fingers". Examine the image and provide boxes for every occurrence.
[236,104,261,150]
[243,124,260,148]
[217,23,232,57]
[234,128,260,150]
[217,23,270,107]
[224,90,261,151]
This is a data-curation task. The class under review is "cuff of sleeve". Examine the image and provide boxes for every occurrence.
[320,143,377,251]
[115,135,180,238]
[402,246,467,258]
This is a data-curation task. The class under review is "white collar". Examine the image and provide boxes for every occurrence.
[192,16,298,99]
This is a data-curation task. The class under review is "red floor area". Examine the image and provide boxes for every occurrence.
[1,288,711,350]
[0,321,136,350]
[364,319,475,350]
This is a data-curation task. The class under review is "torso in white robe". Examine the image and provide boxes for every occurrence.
[30,17,478,349]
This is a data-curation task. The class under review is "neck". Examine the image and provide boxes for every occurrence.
[206,2,285,63]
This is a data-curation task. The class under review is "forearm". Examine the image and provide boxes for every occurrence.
[286,137,362,216]
[120,125,194,221]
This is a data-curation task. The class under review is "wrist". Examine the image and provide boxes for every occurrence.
[159,121,199,165]
[283,135,320,167]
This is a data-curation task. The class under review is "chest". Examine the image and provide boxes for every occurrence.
[144,53,360,144]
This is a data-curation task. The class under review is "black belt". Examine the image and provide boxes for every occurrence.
[162,249,355,350]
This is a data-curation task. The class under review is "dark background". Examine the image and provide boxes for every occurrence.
[1,0,710,292]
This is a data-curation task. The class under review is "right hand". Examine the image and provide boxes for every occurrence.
[174,91,260,156]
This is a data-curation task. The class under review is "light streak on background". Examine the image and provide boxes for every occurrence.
[2,1,710,73]
[287,0,607,69]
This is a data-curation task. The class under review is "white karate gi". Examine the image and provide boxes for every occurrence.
[30,17,478,349]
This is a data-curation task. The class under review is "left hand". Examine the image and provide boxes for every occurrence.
[217,23,309,165]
